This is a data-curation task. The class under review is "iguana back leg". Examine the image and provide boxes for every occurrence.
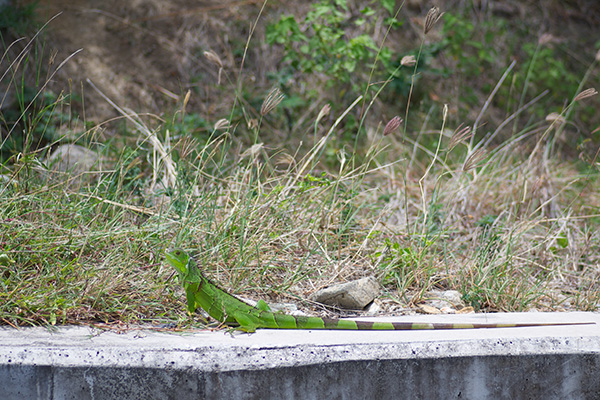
[234,313,261,333]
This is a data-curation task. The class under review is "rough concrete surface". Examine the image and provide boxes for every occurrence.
[1,312,599,400]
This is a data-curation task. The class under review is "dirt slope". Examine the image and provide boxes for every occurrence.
[29,0,263,121]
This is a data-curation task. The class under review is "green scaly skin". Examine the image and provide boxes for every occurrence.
[165,248,594,333]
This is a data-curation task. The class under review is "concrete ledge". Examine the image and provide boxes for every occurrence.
[1,312,599,399]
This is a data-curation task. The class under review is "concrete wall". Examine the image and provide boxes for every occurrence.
[1,313,599,399]
[2,353,599,400]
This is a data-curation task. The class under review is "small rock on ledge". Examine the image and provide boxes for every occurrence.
[310,277,380,309]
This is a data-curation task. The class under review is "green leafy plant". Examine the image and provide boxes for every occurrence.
[265,0,418,159]
[265,0,424,102]
[0,1,39,36]
[440,12,505,106]
[441,13,502,77]
[376,239,419,287]
[268,1,383,87]
[514,41,581,115]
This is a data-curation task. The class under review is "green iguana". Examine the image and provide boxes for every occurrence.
[165,248,593,333]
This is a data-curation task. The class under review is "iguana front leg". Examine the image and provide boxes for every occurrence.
[185,284,198,314]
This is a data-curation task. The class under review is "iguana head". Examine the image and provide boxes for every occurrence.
[165,248,190,277]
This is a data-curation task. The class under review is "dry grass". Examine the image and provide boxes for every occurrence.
[1,2,599,328]
[2,88,599,327]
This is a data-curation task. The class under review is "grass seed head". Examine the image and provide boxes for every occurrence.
[424,7,444,35]
[204,50,224,84]
[573,88,598,102]
[261,87,285,116]
[545,112,566,124]
[247,118,258,130]
[384,116,403,136]
[463,148,487,171]
[316,103,331,125]
[538,33,554,45]
[203,50,223,68]
[401,55,416,67]
[182,90,191,111]
[448,124,472,150]
[214,118,230,131]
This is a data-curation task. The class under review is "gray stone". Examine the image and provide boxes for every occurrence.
[425,290,466,310]
[310,276,380,309]
[46,144,102,185]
